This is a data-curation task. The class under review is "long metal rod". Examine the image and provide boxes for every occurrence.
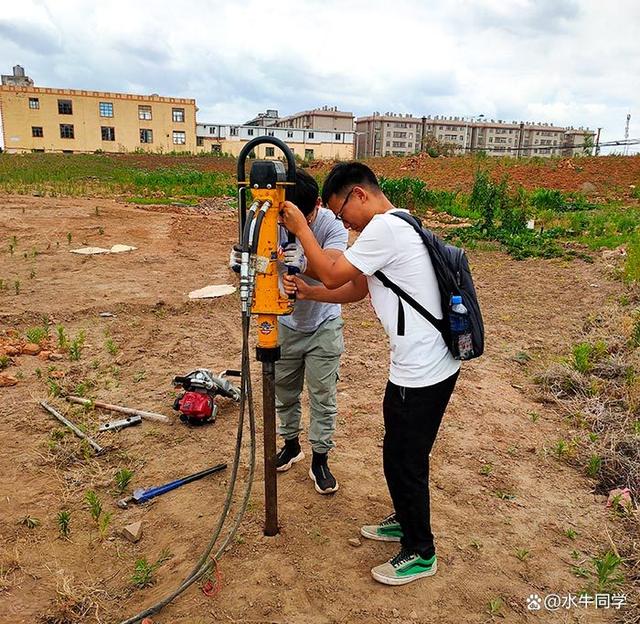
[66,396,171,423]
[262,361,278,535]
[40,401,104,454]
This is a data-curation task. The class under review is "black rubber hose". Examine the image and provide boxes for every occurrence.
[119,314,256,624]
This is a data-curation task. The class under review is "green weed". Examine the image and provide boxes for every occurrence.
[57,510,71,538]
[586,454,602,478]
[25,326,48,345]
[487,597,504,616]
[590,551,625,593]
[114,468,134,493]
[131,549,173,588]
[84,490,103,523]
[20,515,40,529]
[105,338,118,355]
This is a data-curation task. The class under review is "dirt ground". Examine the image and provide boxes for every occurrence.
[0,194,633,623]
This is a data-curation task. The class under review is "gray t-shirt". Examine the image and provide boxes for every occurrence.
[279,207,348,333]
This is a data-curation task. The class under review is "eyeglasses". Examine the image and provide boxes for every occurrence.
[334,188,354,221]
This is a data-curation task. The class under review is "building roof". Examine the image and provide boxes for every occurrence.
[0,84,195,105]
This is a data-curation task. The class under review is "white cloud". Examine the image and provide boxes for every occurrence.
[0,0,638,153]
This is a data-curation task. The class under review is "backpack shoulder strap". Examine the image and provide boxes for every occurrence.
[373,269,446,334]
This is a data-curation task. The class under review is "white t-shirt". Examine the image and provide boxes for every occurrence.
[344,209,460,387]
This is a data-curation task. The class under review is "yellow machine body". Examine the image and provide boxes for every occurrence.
[250,187,294,350]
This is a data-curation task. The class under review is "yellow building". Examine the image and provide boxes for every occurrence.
[0,85,196,154]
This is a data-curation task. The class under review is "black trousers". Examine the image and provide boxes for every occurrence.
[382,371,459,558]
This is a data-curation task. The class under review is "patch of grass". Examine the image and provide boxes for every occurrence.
[494,489,515,501]
[114,468,134,493]
[586,454,602,478]
[590,551,625,593]
[14,280,20,295]
[105,338,118,355]
[57,510,71,538]
[479,464,493,476]
[97,511,112,540]
[0,355,11,370]
[515,548,530,561]
[84,490,103,523]
[68,331,85,361]
[131,549,173,588]
[56,325,67,350]
[133,370,147,383]
[487,597,504,616]
[564,528,578,540]
[20,515,40,529]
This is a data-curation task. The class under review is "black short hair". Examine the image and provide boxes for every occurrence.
[293,168,319,216]
[321,162,380,205]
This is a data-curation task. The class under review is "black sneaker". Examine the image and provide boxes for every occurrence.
[308,451,339,494]
[276,437,304,472]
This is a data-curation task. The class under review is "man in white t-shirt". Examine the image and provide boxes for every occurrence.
[280,162,460,586]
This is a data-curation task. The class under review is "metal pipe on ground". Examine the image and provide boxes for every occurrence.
[66,396,171,423]
[40,401,104,454]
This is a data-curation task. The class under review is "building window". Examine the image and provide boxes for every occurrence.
[305,149,314,160]
[99,102,113,117]
[101,126,115,141]
[386,141,390,146]
[59,124,74,139]
[287,131,294,138]
[247,129,254,136]
[58,100,73,115]
[209,126,216,134]
[308,132,314,139]
[32,126,43,137]
[211,144,222,154]
[265,147,275,157]
[335,133,341,140]
[196,137,203,146]
[173,131,186,145]
[172,108,185,123]
[138,105,152,120]
[267,130,274,137]
[230,127,238,136]
[29,97,39,109]
[140,128,153,143]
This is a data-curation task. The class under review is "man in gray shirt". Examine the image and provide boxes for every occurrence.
[277,169,348,494]
[231,169,347,494]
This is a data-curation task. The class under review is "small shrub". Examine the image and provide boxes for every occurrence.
[0,355,11,370]
[98,511,112,540]
[515,548,530,561]
[56,325,67,349]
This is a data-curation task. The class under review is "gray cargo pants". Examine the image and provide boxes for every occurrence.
[276,316,344,454]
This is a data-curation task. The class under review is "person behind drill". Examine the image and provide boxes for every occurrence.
[231,168,347,494]
[280,162,460,585]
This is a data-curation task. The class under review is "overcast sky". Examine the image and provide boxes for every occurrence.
[1,0,638,153]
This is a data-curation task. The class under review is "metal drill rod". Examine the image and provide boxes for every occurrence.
[262,360,278,536]
[40,401,105,454]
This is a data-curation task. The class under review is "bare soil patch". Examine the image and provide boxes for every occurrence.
[0,194,631,623]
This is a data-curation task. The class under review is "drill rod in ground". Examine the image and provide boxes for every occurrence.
[66,396,171,423]
[262,361,278,536]
[40,401,105,454]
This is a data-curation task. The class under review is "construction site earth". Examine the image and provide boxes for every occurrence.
[1,154,639,623]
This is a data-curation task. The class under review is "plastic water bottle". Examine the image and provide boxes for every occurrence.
[449,295,474,359]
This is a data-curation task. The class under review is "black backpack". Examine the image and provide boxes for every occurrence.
[374,211,484,361]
